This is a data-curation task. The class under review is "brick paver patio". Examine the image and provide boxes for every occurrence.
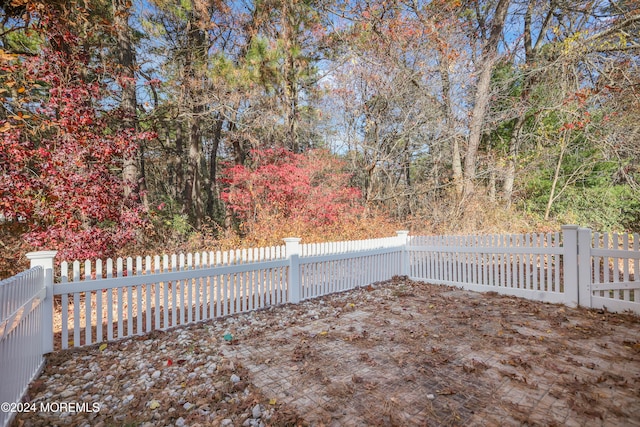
[222,280,640,426]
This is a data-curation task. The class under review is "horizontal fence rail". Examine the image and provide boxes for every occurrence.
[0,266,46,427]
[300,236,400,257]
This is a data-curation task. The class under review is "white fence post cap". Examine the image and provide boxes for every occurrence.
[283,238,301,258]
[26,251,58,269]
[26,251,58,261]
[282,237,302,243]
[561,225,579,230]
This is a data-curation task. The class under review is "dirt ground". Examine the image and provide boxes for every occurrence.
[14,277,640,426]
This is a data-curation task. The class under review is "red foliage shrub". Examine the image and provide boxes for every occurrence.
[221,148,364,230]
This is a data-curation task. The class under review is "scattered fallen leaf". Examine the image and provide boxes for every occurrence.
[98,343,107,352]
[149,400,160,410]
[0,49,17,61]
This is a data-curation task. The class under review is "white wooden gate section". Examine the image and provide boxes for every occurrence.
[579,229,640,313]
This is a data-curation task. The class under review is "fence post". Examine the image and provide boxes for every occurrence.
[284,237,301,304]
[561,225,579,307]
[396,230,410,277]
[577,227,592,308]
[25,250,58,354]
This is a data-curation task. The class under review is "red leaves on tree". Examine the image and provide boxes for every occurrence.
[221,148,363,229]
[0,22,149,261]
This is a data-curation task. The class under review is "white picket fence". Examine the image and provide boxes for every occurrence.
[0,251,54,427]
[52,234,403,350]
[407,226,640,313]
[1,227,639,427]
[407,229,568,304]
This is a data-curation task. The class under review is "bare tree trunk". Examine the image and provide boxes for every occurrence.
[113,0,140,201]
[175,124,187,208]
[184,0,209,228]
[502,114,525,205]
[403,139,412,217]
[488,157,497,202]
[463,0,511,197]
[187,119,204,227]
[545,132,567,220]
[228,109,246,165]
[438,49,463,195]
[281,0,300,153]
[206,115,224,218]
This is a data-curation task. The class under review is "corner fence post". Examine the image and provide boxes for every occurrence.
[284,237,302,304]
[561,225,579,307]
[396,230,410,277]
[25,250,58,354]
[578,227,593,308]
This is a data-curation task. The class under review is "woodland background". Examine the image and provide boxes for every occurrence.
[1,0,639,278]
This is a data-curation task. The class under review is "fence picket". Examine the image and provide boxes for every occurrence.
[60,262,69,349]
[536,233,542,289]
[482,234,488,285]
[116,258,123,339]
[197,254,203,322]
[135,257,142,335]
[84,260,92,346]
[613,234,620,299]
[633,233,640,302]
[125,258,132,337]
[144,256,151,332]
[105,259,112,340]
[72,261,80,347]
[95,259,103,343]
[505,235,511,288]
[553,233,564,292]
[267,268,274,306]
[603,233,610,284]
[162,255,169,329]
[187,253,193,324]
